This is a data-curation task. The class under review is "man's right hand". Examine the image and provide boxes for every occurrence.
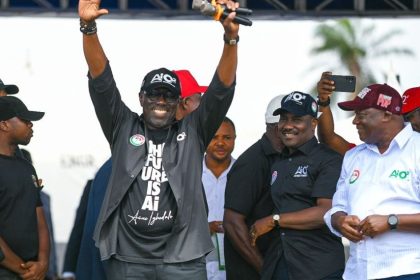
[333,214,363,242]
[317,71,335,103]
[209,221,224,234]
[78,0,109,22]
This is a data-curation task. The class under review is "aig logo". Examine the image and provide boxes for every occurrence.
[284,91,307,105]
[389,170,410,180]
[150,73,177,88]
[294,165,308,178]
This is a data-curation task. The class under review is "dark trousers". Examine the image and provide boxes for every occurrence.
[104,257,207,280]
[378,272,420,280]
[272,254,343,280]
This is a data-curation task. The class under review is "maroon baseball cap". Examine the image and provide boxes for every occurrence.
[338,84,402,115]
[402,87,420,114]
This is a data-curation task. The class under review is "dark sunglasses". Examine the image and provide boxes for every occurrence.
[145,88,179,103]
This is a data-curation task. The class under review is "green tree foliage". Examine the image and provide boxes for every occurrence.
[311,19,414,97]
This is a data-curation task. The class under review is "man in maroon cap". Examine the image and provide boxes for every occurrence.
[316,73,420,158]
[402,86,420,132]
[325,84,420,280]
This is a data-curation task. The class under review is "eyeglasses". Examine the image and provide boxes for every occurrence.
[403,107,420,122]
[145,88,179,103]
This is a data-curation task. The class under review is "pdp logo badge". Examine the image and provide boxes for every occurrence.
[129,134,145,146]
[349,169,360,184]
[271,171,278,185]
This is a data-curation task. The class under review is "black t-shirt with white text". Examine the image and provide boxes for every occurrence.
[117,129,178,264]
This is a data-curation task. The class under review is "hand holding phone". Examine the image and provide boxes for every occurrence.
[330,75,356,92]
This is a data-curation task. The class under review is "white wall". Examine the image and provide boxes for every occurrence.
[1,17,419,242]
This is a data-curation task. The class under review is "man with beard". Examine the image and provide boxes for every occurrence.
[250,92,345,280]
[325,84,420,280]
[202,117,236,280]
[0,96,49,280]
[78,0,240,278]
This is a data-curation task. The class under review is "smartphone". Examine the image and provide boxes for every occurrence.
[330,75,356,92]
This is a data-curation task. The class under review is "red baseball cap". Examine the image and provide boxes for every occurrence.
[173,70,208,98]
[402,87,420,114]
[338,84,402,115]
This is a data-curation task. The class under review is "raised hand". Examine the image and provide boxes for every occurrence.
[78,0,109,22]
[317,71,334,102]
[217,0,240,38]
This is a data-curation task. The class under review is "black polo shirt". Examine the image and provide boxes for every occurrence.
[0,154,42,263]
[265,137,345,280]
[224,134,279,280]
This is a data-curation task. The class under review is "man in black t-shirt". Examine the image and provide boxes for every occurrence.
[250,92,345,280]
[223,95,284,280]
[0,96,49,280]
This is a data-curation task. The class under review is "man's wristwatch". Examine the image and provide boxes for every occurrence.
[273,214,280,228]
[224,34,239,45]
[387,214,399,230]
[317,96,330,107]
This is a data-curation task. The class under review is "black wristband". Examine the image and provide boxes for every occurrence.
[80,19,97,35]
[317,96,330,107]
[224,34,239,45]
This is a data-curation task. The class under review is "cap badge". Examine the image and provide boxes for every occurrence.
[358,87,371,99]
[311,101,317,113]
[377,94,392,108]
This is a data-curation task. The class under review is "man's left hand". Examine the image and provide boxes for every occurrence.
[249,216,274,246]
[359,215,390,238]
[20,260,48,280]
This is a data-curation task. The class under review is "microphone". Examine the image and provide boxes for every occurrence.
[192,0,253,26]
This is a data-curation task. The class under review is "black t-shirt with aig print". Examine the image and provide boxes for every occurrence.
[117,129,178,264]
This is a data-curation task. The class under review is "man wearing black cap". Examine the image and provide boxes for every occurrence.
[0,96,50,280]
[0,79,19,96]
[78,0,240,278]
[249,92,345,279]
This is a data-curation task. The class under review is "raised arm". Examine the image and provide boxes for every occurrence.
[215,0,240,87]
[317,71,352,155]
[78,0,109,78]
